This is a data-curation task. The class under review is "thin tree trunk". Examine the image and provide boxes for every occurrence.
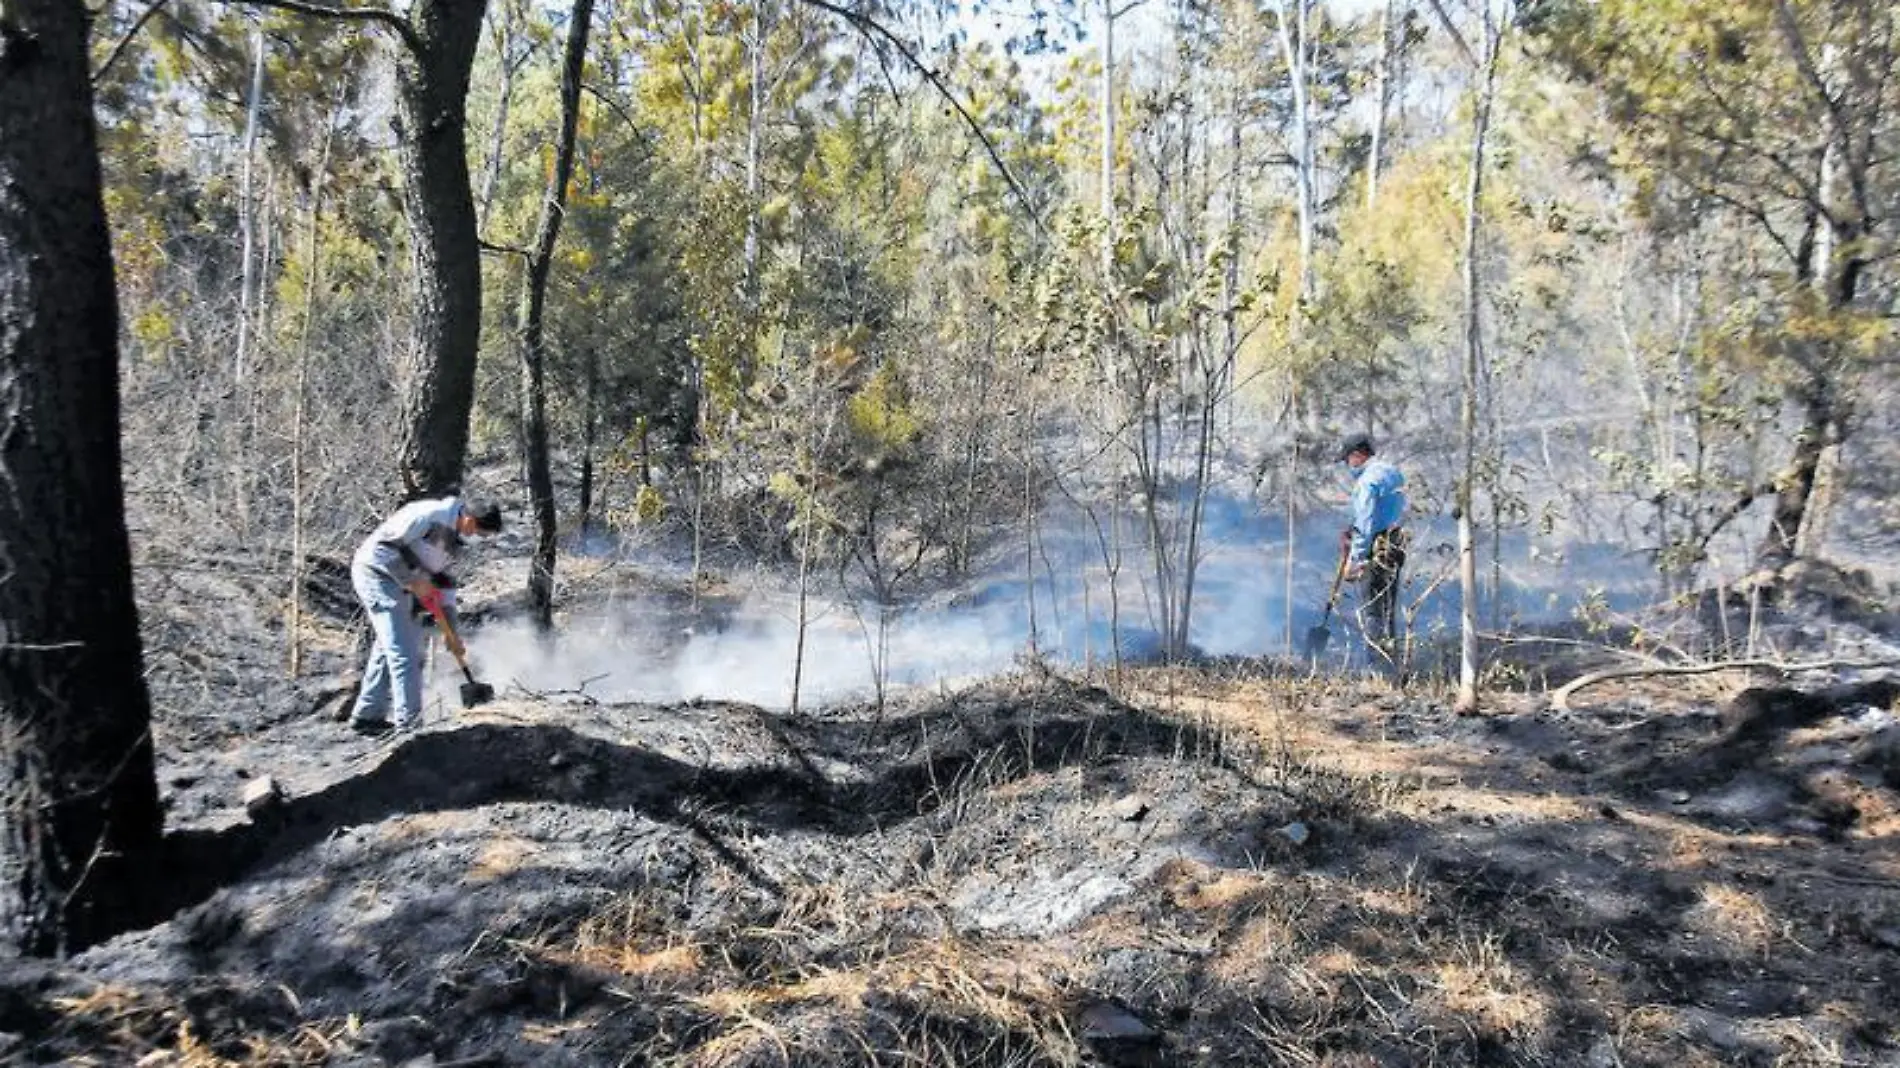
[1175,369,1220,653]
[231,28,269,541]
[790,491,816,716]
[0,0,163,956]
[690,7,706,173]
[578,348,598,533]
[1138,392,1175,656]
[789,365,836,717]
[289,90,345,677]
[1283,380,1297,657]
[1222,84,1242,439]
[743,0,765,315]
[518,0,595,628]
[1024,390,1040,657]
[476,0,522,231]
[234,20,266,383]
[1101,0,1116,269]
[1455,3,1502,715]
[1368,0,1392,210]
[1274,0,1315,298]
[1274,0,1314,657]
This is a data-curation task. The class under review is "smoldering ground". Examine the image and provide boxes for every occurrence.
[438,491,1660,711]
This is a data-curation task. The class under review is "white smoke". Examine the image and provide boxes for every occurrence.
[425,488,1643,711]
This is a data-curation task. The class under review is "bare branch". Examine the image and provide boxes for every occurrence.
[1550,656,1900,712]
[791,0,1047,239]
[1692,479,1779,558]
[580,82,639,135]
[479,238,531,259]
[1687,61,1830,219]
[1422,0,1478,69]
[1772,0,1877,228]
[219,0,424,56]
[91,0,175,84]
[1681,177,1805,269]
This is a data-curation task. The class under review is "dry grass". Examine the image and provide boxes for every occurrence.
[468,834,540,882]
[31,983,351,1067]
[1424,934,1553,1049]
[550,878,1086,1067]
[1686,882,1779,957]
[650,937,1083,1068]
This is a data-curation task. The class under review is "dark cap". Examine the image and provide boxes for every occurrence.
[465,499,503,533]
[1336,433,1375,461]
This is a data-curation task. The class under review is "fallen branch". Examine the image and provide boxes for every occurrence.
[1795,870,1900,892]
[1549,657,1900,712]
[508,673,608,705]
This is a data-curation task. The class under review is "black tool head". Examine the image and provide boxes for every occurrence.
[1303,623,1331,659]
[460,680,496,708]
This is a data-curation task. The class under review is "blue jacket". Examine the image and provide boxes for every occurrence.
[1348,458,1406,565]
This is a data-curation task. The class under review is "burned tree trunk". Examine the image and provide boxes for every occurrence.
[0,0,164,956]
[1758,389,1834,564]
[1759,224,1866,565]
[517,0,594,628]
[577,348,599,534]
[395,0,489,498]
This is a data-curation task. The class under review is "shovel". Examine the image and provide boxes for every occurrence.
[450,647,495,709]
[1303,546,1350,659]
[425,601,494,708]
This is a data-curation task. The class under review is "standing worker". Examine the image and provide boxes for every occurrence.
[1338,434,1407,663]
[348,496,503,735]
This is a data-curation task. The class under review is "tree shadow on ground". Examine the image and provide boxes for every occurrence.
[151,679,1230,934]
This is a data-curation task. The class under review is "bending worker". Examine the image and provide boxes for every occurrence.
[348,495,503,735]
[1338,434,1408,661]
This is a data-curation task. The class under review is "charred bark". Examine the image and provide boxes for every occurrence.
[518,0,594,627]
[0,0,163,956]
[1758,225,1865,565]
[1758,389,1836,564]
[394,0,488,498]
[577,348,598,534]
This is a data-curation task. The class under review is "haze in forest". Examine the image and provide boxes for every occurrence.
[4,0,1897,961]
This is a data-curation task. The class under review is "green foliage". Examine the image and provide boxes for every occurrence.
[846,362,922,454]
[91,0,1898,639]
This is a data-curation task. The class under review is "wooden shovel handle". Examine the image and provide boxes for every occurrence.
[425,604,472,669]
[1323,546,1349,612]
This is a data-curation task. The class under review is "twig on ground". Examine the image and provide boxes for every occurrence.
[510,673,609,705]
[1548,657,1900,712]
[1781,867,1900,891]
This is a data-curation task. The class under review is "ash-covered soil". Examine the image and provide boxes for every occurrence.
[4,563,1899,1067]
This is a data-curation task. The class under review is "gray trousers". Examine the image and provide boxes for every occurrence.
[1356,528,1406,659]
[350,557,424,726]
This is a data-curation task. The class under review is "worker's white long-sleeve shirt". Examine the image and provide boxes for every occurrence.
[354,496,462,585]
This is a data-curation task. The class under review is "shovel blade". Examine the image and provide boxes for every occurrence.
[460,680,495,708]
[1303,623,1331,659]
